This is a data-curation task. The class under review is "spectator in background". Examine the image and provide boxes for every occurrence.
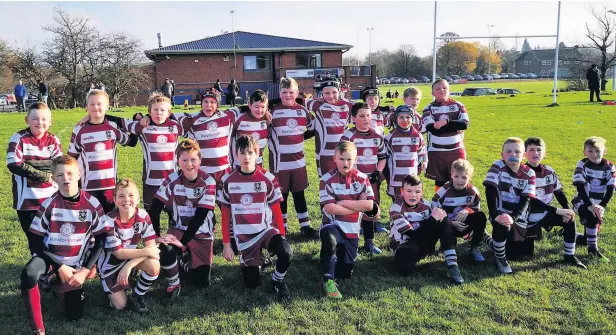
[325,71,332,81]
[314,74,323,98]
[38,80,48,104]
[385,90,392,99]
[14,80,27,112]
[226,79,239,106]
[214,79,223,94]
[586,64,602,102]
[394,90,399,99]
[97,82,106,92]
[161,78,173,100]
[170,79,176,107]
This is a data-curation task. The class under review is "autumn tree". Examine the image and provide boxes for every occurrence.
[437,41,480,75]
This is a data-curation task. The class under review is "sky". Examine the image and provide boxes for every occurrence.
[1,1,612,61]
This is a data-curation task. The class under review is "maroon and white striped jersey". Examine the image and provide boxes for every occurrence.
[389,197,431,249]
[268,102,313,173]
[384,127,427,196]
[431,182,481,221]
[527,164,564,222]
[572,158,616,210]
[386,109,423,133]
[7,129,63,210]
[340,128,386,174]
[98,208,156,278]
[155,169,217,238]
[124,118,183,187]
[29,190,112,267]
[230,112,269,167]
[218,166,283,250]
[422,99,469,152]
[68,120,131,191]
[483,160,536,220]
[306,99,353,176]
[370,106,394,135]
[319,169,375,239]
[176,109,237,174]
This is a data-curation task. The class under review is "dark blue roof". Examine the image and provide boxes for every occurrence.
[145,31,352,57]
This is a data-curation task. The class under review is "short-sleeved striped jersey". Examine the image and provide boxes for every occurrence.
[218,166,283,250]
[306,99,353,175]
[431,182,481,221]
[340,128,386,174]
[176,109,236,174]
[68,120,131,191]
[97,208,156,278]
[370,106,394,135]
[29,191,112,267]
[125,118,183,187]
[572,158,616,210]
[527,164,564,222]
[422,99,469,152]
[483,160,536,221]
[230,112,269,167]
[268,103,313,173]
[319,169,375,239]
[389,198,432,249]
[384,127,427,196]
[155,170,217,238]
[7,129,63,210]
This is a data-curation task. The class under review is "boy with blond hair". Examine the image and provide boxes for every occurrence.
[7,102,63,254]
[399,87,424,133]
[572,136,615,263]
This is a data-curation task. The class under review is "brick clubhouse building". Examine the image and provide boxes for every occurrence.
[143,31,374,104]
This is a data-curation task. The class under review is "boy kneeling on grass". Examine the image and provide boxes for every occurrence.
[98,179,160,313]
[390,175,463,284]
[21,155,113,335]
[220,135,293,302]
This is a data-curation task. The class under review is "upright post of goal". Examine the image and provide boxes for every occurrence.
[432,1,438,83]
[551,1,561,106]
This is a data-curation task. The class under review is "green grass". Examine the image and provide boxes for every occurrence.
[1,81,616,334]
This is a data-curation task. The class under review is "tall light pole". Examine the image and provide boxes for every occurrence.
[487,24,494,74]
[231,10,237,71]
[609,10,616,91]
[367,28,374,66]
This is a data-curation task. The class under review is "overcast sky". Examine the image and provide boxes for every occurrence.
[1,1,612,60]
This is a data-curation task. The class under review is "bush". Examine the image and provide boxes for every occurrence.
[567,79,588,92]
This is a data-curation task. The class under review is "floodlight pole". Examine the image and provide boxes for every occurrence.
[487,25,494,75]
[231,10,237,71]
[432,1,437,83]
[367,28,374,66]
[610,10,616,91]
[551,1,561,105]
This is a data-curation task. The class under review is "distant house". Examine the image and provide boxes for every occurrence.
[513,47,589,78]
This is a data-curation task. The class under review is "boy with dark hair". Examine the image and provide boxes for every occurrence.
[519,137,586,268]
[319,140,379,299]
[572,136,614,262]
[483,137,536,274]
[149,139,217,303]
[361,87,394,135]
[341,102,387,254]
[390,175,463,283]
[7,102,63,254]
[20,155,113,334]
[219,135,293,301]
[230,90,271,168]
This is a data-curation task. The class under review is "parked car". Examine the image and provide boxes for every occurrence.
[418,76,430,83]
[462,75,475,81]
[491,74,501,79]
[516,73,527,79]
[444,76,453,82]
[390,77,401,84]
[497,88,521,94]
[482,75,493,80]
[408,77,418,83]
[450,92,463,96]
[0,94,14,105]
[473,74,483,81]
[400,78,410,84]
[461,87,497,96]
[450,75,461,80]
[508,73,519,79]
[380,78,390,84]
[25,94,38,106]
[0,96,8,105]
[526,73,537,79]
[499,73,509,79]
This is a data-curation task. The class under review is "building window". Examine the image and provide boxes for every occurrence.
[542,60,547,65]
[295,53,322,68]
[524,60,531,65]
[244,55,271,70]
[547,60,551,65]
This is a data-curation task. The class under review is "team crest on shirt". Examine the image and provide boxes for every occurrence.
[156,135,168,146]
[401,146,411,154]
[410,137,419,145]
[105,130,112,139]
[296,110,302,117]
[377,114,381,119]
[260,121,267,129]
[466,196,473,204]
[254,182,263,192]
[545,175,551,184]
[241,194,253,206]
[286,119,298,129]
[363,148,373,157]
[251,132,261,141]
[207,121,218,133]
[516,180,525,189]
[59,223,75,237]
[78,210,88,221]
[449,105,456,111]
[340,105,348,112]
[47,145,55,153]
[193,187,204,197]
[439,114,449,121]
[373,139,379,146]
[351,182,360,192]
[95,142,106,153]
[133,223,140,233]
[331,112,340,120]
[169,126,176,133]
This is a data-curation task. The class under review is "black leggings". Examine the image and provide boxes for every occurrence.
[452,212,487,247]
[159,243,211,288]
[17,210,38,255]
[394,218,454,276]
[280,191,308,217]
[242,235,293,288]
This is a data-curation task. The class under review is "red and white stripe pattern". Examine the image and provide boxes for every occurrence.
[370,106,394,135]
[389,198,431,249]
[340,128,386,174]
[68,120,130,191]
[125,119,183,187]
[155,169,217,238]
[319,169,375,239]
[306,99,353,176]
[29,191,112,267]
[431,182,481,221]
[422,99,469,152]
[572,158,616,210]
[483,160,536,220]
[98,208,156,278]
[7,129,63,210]
[230,112,270,167]
[384,127,427,196]
[268,103,313,173]
[176,110,236,174]
[218,166,283,250]
[528,164,563,222]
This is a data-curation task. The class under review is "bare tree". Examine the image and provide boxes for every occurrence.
[0,39,17,92]
[12,47,50,87]
[583,4,616,90]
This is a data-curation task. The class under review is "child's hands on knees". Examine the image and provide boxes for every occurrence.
[431,208,447,221]
[495,213,513,227]
[555,208,575,222]
[455,209,469,222]
[58,264,77,284]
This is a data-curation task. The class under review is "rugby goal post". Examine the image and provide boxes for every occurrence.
[431,1,562,106]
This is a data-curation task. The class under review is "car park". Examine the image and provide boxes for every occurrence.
[418,76,430,83]
[496,88,521,94]
[526,73,537,79]
[473,74,483,81]
[516,73,527,79]
[444,76,453,82]
[483,75,493,80]
[462,75,475,81]
[450,75,461,81]
[400,78,410,84]
[461,87,497,96]
[508,73,519,79]
[491,74,501,79]
[390,77,401,84]
[408,77,418,83]
[499,73,509,79]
